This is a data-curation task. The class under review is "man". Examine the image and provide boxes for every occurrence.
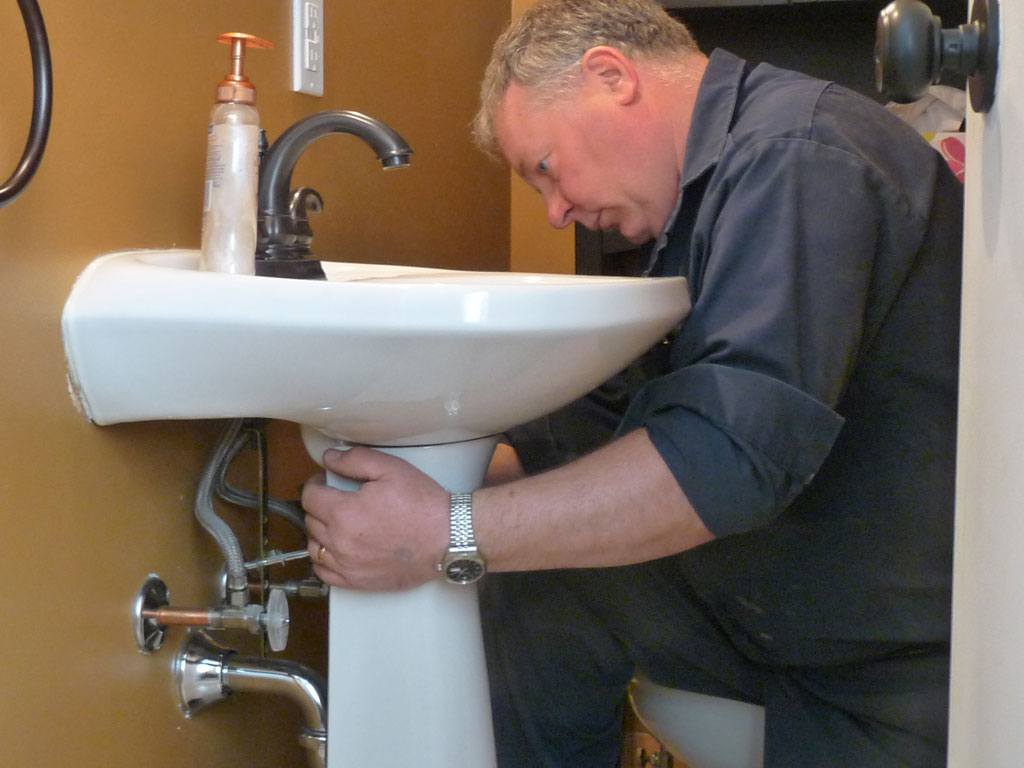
[302,0,962,765]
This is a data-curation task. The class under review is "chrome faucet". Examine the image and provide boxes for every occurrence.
[256,110,413,278]
[176,630,327,768]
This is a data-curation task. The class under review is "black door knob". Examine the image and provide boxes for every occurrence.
[875,0,999,113]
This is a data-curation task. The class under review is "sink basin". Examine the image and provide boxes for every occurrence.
[62,248,691,768]
[62,249,690,446]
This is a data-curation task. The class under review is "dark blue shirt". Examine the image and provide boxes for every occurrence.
[510,50,960,651]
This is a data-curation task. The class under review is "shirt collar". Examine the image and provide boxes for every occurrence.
[679,48,747,188]
[644,49,748,275]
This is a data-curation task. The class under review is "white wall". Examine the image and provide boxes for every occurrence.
[948,2,1024,765]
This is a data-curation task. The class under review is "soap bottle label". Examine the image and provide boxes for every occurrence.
[200,123,260,274]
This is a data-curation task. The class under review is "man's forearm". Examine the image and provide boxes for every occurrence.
[474,428,714,572]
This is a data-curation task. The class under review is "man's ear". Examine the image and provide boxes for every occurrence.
[580,46,640,105]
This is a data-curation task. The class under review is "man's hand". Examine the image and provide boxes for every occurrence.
[302,447,450,591]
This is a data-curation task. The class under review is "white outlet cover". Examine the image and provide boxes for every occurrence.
[292,0,324,96]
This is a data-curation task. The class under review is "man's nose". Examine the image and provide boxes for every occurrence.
[545,191,573,229]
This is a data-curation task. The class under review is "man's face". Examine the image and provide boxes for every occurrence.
[494,80,678,245]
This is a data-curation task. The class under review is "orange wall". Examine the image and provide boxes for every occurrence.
[509,0,575,274]
[0,2,507,766]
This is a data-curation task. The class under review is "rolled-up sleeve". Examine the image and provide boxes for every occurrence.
[620,364,844,536]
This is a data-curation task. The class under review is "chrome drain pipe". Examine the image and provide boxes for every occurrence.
[175,630,327,768]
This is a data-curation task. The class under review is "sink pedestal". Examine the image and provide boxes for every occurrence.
[303,428,499,768]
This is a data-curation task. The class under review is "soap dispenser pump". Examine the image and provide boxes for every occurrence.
[200,32,272,275]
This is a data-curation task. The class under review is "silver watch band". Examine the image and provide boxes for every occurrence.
[449,492,476,548]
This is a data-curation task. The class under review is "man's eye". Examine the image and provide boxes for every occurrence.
[537,159,549,175]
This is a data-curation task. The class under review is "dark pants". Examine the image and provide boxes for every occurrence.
[480,554,949,768]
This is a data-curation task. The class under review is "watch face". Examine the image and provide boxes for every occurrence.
[445,558,484,584]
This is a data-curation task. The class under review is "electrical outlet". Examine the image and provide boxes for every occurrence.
[292,0,324,96]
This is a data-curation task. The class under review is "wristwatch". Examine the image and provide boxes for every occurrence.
[438,492,486,584]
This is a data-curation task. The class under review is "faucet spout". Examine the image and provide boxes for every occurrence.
[175,630,327,768]
[256,110,412,274]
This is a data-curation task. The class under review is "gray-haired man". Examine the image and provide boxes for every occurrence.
[303,1,961,764]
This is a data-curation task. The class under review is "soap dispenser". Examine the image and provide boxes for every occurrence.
[200,33,272,275]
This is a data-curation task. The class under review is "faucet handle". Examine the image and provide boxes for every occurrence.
[290,187,323,221]
[262,587,290,652]
[255,186,327,276]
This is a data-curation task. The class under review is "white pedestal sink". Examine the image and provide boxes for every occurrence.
[61,249,690,767]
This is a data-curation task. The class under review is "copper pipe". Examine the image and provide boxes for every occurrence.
[142,608,214,627]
